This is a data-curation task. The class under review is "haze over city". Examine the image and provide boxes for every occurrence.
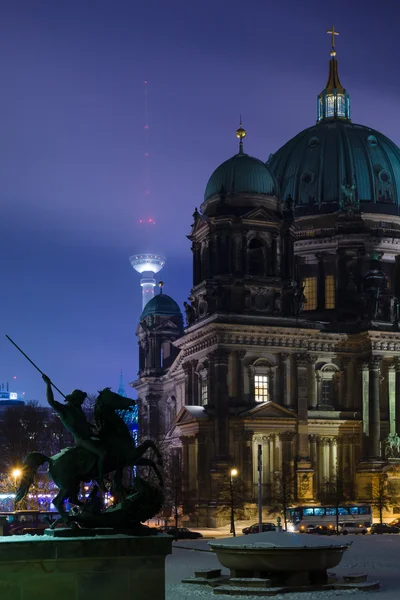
[1,0,399,402]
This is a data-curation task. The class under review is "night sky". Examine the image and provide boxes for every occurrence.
[1,0,400,403]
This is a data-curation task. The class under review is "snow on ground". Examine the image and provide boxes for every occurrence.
[166,533,400,599]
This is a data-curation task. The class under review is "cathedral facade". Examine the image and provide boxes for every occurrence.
[131,40,400,526]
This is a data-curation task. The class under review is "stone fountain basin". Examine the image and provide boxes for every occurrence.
[209,532,349,573]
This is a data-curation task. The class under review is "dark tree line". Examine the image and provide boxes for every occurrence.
[0,395,99,475]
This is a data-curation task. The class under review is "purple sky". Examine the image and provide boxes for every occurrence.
[1,0,400,403]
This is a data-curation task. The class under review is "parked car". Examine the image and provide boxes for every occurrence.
[338,522,367,535]
[370,523,399,535]
[158,526,203,540]
[242,523,276,535]
[0,511,58,536]
[307,525,335,536]
[389,518,400,529]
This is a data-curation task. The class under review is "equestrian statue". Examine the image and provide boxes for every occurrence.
[6,335,164,534]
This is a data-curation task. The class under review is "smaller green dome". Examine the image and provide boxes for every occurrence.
[204,153,276,201]
[141,294,182,319]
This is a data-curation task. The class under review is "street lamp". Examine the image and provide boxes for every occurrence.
[11,468,22,510]
[229,468,238,537]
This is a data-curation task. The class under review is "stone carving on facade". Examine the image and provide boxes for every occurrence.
[292,282,307,316]
[384,433,400,459]
[340,179,359,213]
[183,301,196,326]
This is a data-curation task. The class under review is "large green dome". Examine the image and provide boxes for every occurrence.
[268,120,400,217]
[141,294,182,319]
[204,152,277,201]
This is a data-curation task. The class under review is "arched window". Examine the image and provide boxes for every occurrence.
[255,374,269,402]
[197,363,209,406]
[252,359,273,403]
[248,238,266,276]
[317,364,339,407]
[200,378,208,405]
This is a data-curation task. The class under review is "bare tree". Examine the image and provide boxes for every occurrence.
[320,467,350,533]
[267,463,295,530]
[367,472,399,524]
[215,473,249,528]
[161,449,183,527]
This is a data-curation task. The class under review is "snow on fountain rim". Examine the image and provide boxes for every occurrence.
[209,531,349,550]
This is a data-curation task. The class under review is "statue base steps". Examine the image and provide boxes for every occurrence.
[0,533,172,600]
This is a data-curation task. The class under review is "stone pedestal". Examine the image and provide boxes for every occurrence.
[296,459,315,503]
[0,534,172,600]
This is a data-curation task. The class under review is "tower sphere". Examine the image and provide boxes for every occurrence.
[129,254,166,274]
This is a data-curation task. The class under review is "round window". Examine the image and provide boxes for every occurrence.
[367,135,378,147]
[301,171,314,185]
[378,170,391,183]
[308,137,319,148]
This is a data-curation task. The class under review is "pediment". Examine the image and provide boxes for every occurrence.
[241,401,297,419]
[243,207,279,223]
[175,405,209,425]
[189,214,209,237]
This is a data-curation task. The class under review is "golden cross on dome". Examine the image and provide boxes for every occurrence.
[327,26,339,52]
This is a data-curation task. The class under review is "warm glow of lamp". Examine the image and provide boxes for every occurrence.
[12,469,22,479]
[230,468,238,477]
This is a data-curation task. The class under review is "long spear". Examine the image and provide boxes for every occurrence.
[5,334,66,398]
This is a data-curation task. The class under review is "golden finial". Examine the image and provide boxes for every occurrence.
[327,26,339,57]
[158,281,164,294]
[236,116,246,154]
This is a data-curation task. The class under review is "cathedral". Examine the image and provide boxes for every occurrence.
[131,33,400,526]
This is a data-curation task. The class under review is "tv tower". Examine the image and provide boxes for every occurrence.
[130,80,165,310]
[130,254,166,309]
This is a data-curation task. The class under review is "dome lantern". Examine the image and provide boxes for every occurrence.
[317,27,351,123]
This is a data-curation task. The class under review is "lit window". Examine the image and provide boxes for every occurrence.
[325,275,335,309]
[303,277,317,311]
[254,374,269,403]
[200,379,208,405]
[326,95,335,118]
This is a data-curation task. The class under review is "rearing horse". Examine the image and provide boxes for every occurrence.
[16,388,163,525]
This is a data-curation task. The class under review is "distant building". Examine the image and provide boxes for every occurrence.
[132,37,400,526]
[0,387,25,416]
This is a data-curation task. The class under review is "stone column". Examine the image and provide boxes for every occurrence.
[388,363,396,436]
[274,435,281,471]
[269,368,276,403]
[280,432,295,464]
[323,439,330,483]
[183,361,193,406]
[210,350,230,459]
[309,435,317,468]
[238,351,246,403]
[181,437,190,497]
[396,360,400,436]
[361,361,370,457]
[329,438,338,479]
[269,436,275,481]
[369,356,382,458]
[343,358,352,409]
[296,353,309,458]
[192,361,199,406]
[308,356,317,409]
[272,235,280,277]
[281,353,293,407]
[192,241,201,286]
[316,372,322,408]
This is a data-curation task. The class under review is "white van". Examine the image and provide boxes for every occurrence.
[339,522,367,535]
